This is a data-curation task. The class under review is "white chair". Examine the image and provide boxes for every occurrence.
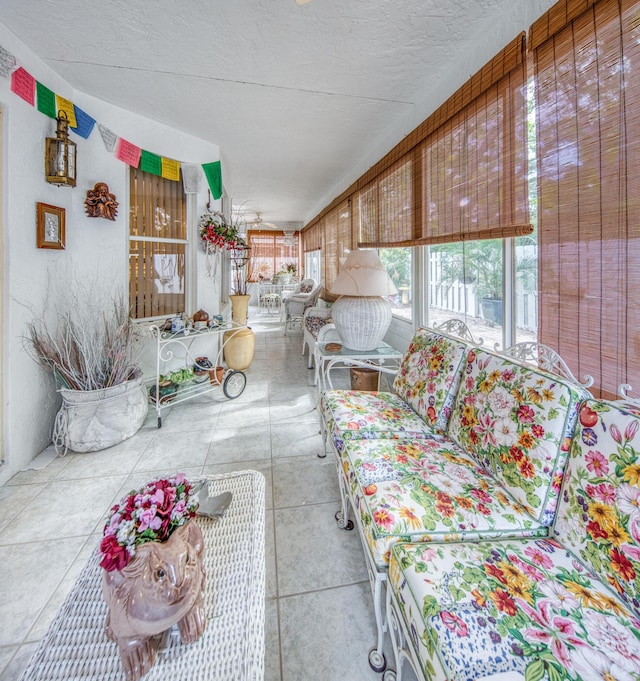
[282,280,320,332]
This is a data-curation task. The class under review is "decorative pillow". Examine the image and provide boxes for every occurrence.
[299,283,314,293]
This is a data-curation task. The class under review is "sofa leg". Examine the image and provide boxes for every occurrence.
[368,571,388,673]
[335,473,354,530]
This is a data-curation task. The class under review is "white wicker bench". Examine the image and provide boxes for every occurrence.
[19,470,266,681]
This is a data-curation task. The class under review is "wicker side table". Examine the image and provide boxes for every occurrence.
[19,470,266,681]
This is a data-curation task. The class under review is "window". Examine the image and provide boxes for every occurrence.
[379,247,412,321]
[129,168,187,320]
[247,230,299,281]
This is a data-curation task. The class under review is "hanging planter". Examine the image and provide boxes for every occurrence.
[199,210,247,279]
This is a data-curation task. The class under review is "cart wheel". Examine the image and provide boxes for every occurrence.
[157,416,162,429]
[368,648,387,673]
[382,670,396,681]
[335,511,354,531]
[223,370,246,399]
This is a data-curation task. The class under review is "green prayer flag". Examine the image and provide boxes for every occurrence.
[36,82,57,118]
[202,161,222,200]
[140,150,162,176]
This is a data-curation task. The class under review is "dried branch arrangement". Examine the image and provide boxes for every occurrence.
[25,296,137,391]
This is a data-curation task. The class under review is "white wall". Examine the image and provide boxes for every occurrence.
[0,22,222,484]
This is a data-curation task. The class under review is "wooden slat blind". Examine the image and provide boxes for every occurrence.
[302,220,322,252]
[302,33,526,233]
[129,168,186,319]
[336,199,352,263]
[535,0,640,398]
[420,55,529,244]
[323,209,339,288]
[247,230,300,281]
[356,157,414,248]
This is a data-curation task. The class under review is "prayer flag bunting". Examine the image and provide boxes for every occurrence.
[181,164,201,194]
[11,67,35,105]
[140,150,162,176]
[55,95,77,128]
[0,45,16,78]
[116,138,141,167]
[70,105,95,139]
[98,124,117,152]
[161,157,180,181]
[202,161,222,200]
[36,81,57,118]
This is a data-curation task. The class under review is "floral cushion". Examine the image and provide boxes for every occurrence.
[341,438,546,569]
[320,390,437,453]
[555,398,640,619]
[392,329,468,433]
[447,348,587,526]
[389,538,640,681]
[304,315,332,340]
[299,282,314,293]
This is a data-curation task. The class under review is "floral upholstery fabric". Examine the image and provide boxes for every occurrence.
[320,390,437,453]
[447,349,587,525]
[392,329,468,433]
[341,437,546,569]
[389,537,640,681]
[304,314,332,340]
[555,399,640,618]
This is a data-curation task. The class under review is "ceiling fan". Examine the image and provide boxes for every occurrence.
[248,212,279,229]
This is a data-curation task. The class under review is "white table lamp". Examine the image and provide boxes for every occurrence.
[329,249,398,351]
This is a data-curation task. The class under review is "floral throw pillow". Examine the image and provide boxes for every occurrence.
[555,398,640,618]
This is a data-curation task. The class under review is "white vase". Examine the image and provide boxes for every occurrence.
[331,296,392,351]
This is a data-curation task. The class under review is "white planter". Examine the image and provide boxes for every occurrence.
[54,371,148,453]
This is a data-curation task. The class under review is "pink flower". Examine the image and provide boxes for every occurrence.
[585,450,609,476]
[625,420,639,442]
[524,546,554,570]
[138,507,162,532]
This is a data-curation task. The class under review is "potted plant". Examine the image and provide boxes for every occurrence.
[199,210,247,278]
[25,295,147,453]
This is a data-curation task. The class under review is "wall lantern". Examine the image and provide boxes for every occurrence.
[45,111,76,187]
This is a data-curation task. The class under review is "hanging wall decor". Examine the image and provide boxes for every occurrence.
[36,202,65,249]
[84,182,118,220]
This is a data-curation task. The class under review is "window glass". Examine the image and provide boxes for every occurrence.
[305,250,321,285]
[129,168,187,319]
[428,240,504,347]
[379,247,412,321]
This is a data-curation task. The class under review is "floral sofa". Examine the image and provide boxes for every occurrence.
[318,328,640,680]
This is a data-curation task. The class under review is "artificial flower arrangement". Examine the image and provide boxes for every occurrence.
[99,473,199,572]
[199,210,247,252]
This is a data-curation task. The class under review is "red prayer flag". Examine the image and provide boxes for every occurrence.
[11,67,35,106]
[115,138,141,167]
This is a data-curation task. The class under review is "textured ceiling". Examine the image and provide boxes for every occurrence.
[1,0,555,227]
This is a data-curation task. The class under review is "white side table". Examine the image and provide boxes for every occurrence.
[19,471,266,681]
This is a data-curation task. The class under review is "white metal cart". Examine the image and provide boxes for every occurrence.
[146,321,248,427]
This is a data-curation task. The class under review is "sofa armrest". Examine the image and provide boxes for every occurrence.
[303,306,332,321]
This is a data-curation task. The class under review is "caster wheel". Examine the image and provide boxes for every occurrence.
[368,648,387,673]
[382,670,396,681]
[223,370,247,399]
[317,451,327,458]
[157,416,162,428]
[335,511,354,530]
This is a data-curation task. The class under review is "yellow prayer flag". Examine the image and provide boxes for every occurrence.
[55,95,77,128]
[161,157,181,181]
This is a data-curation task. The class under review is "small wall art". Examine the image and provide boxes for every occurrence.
[36,202,65,250]
[84,182,118,220]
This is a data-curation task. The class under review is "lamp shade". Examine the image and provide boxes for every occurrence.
[329,250,398,297]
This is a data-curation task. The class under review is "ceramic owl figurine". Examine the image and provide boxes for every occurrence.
[101,520,207,681]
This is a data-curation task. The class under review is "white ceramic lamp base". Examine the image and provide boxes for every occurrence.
[331,296,392,351]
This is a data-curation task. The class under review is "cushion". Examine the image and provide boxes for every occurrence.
[555,398,640,619]
[341,437,546,569]
[447,348,588,526]
[304,315,333,340]
[389,537,640,681]
[392,329,468,433]
[299,282,314,293]
[320,390,437,453]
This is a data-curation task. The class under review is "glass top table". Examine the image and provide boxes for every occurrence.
[315,340,403,391]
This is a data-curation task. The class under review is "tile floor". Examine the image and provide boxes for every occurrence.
[0,309,417,681]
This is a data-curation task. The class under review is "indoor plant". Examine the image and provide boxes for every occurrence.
[100,473,206,681]
[25,294,147,453]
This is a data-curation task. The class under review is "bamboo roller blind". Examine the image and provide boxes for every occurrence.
[535,0,640,398]
[247,230,300,281]
[129,168,186,319]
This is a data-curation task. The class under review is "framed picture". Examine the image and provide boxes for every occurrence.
[37,202,65,250]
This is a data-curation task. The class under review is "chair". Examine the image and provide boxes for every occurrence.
[282,280,320,332]
[434,318,483,344]
[258,282,281,314]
